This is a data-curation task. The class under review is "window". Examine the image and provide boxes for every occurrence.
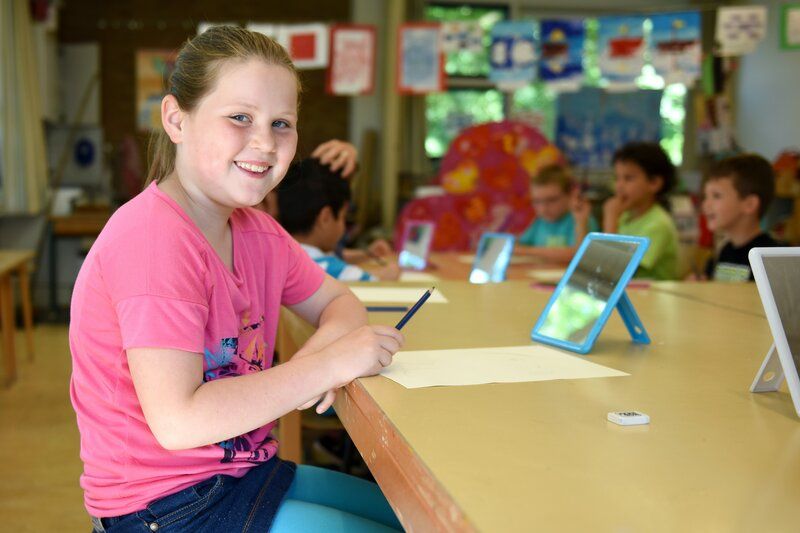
[425,89,505,158]
[423,9,687,166]
[424,4,508,159]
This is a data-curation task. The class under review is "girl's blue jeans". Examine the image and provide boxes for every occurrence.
[90,459,402,532]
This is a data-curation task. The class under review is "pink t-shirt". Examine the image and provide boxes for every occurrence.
[69,182,325,517]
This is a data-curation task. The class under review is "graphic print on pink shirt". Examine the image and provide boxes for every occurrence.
[203,312,274,464]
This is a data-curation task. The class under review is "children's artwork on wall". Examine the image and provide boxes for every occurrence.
[396,121,564,252]
[715,6,767,56]
[136,50,177,132]
[327,25,375,95]
[489,21,538,90]
[597,16,645,91]
[650,11,701,85]
[539,19,584,92]
[781,4,800,49]
[279,24,329,69]
[555,87,662,169]
[398,23,444,94]
[441,21,484,53]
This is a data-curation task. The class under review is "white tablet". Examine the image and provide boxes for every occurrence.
[749,247,800,417]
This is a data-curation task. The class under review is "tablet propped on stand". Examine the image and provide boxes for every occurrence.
[398,221,435,271]
[469,232,515,284]
[749,247,800,418]
[531,232,651,354]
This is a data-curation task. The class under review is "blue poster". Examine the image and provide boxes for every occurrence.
[399,25,442,94]
[489,21,537,89]
[597,16,646,90]
[651,11,701,85]
[539,19,585,91]
[555,87,662,169]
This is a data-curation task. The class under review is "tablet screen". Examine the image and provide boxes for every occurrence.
[398,222,434,270]
[470,234,514,284]
[537,239,639,345]
[762,256,800,373]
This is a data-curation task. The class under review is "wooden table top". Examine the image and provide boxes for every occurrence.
[361,252,566,283]
[281,280,798,531]
[650,280,764,317]
[0,250,35,275]
[50,211,111,236]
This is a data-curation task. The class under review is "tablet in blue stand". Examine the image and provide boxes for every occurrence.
[469,232,515,284]
[531,232,651,354]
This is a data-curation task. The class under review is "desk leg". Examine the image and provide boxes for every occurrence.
[278,410,303,464]
[18,263,35,362]
[0,275,16,386]
[275,320,304,463]
[48,223,58,320]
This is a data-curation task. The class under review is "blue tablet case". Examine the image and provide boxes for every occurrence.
[531,232,651,354]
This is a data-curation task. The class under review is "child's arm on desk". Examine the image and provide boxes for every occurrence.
[341,239,394,264]
[127,277,403,450]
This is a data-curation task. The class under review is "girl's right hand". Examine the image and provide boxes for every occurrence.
[327,325,404,385]
[297,324,403,413]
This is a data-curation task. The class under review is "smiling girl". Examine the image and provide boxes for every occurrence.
[70,26,403,532]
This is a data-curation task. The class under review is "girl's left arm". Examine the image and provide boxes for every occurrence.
[285,275,368,412]
[286,275,368,356]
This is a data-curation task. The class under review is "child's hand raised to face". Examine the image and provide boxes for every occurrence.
[603,195,625,233]
[570,190,591,225]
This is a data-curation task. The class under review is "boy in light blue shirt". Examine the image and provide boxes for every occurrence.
[517,165,598,262]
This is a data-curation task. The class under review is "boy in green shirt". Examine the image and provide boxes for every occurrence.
[603,142,679,280]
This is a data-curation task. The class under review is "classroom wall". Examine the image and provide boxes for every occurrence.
[736,0,800,160]
[57,1,352,170]
[349,0,387,197]
[42,1,352,311]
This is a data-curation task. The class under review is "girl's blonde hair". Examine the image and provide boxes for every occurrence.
[146,26,300,185]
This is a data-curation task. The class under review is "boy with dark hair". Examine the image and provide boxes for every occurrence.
[277,158,400,281]
[702,154,778,281]
[604,142,680,280]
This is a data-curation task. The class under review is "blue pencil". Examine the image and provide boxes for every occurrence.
[395,287,435,330]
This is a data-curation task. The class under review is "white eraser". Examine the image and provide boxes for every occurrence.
[607,410,650,426]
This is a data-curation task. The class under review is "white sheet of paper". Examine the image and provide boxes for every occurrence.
[350,287,448,304]
[528,269,565,282]
[399,271,440,282]
[381,345,628,388]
